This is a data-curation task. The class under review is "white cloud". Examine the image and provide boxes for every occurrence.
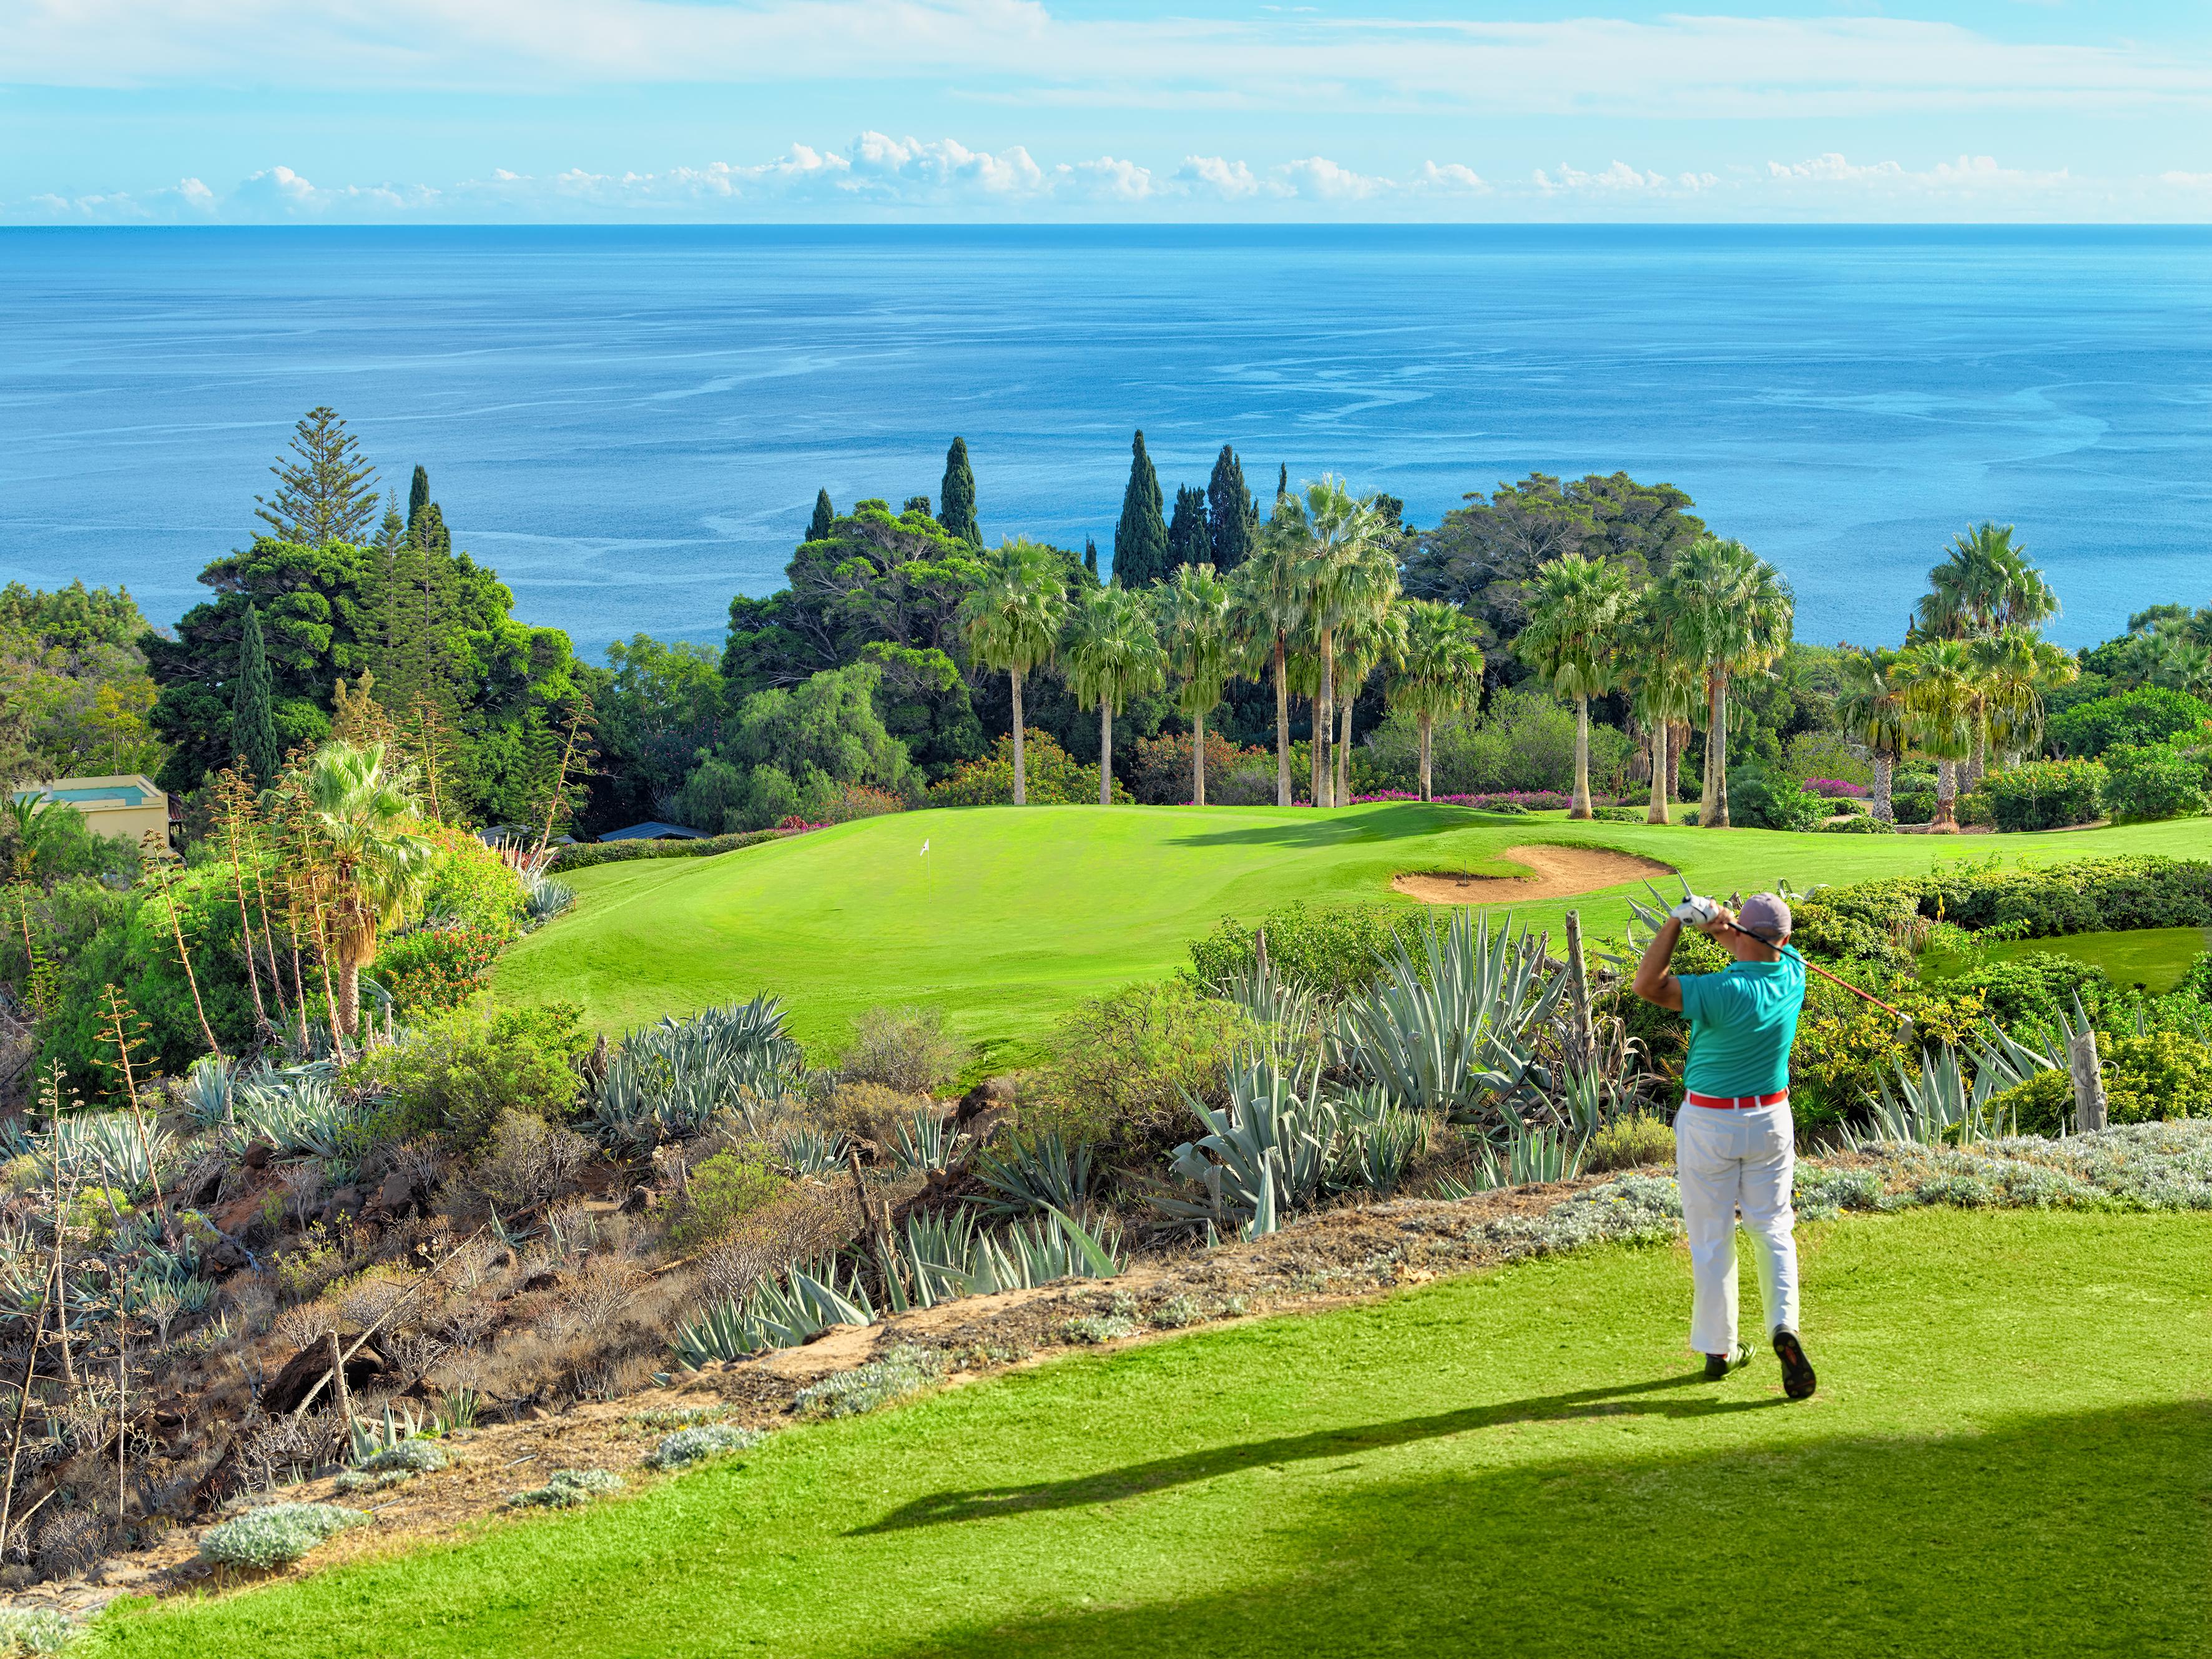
[1177,155,1261,199]
[1533,160,1711,194]
[1767,152,2070,191]
[2162,170,2212,188]
[1412,162,1489,195]
[1277,156,1385,200]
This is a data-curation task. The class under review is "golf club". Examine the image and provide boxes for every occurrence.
[1658,879,1917,1043]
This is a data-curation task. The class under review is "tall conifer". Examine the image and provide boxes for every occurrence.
[1113,430,1172,586]
[232,604,280,786]
[1277,463,1289,501]
[407,465,431,536]
[809,490,835,543]
[1207,446,1256,572]
[1167,485,1210,571]
[254,406,379,546]
[1084,539,1099,579]
[938,438,980,545]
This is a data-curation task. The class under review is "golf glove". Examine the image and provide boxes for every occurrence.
[1670,894,1719,926]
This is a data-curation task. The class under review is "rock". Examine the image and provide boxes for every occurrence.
[954,1075,1017,1130]
[375,1172,414,1215]
[0,1564,36,1589]
[320,1186,361,1224]
[205,1233,249,1271]
[240,1140,274,1170]
[621,1184,654,1214]
[260,1339,391,1414]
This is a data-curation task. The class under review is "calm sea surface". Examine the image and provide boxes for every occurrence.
[2,226,2206,654]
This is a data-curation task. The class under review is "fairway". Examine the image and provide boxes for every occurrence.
[496,804,2212,1060]
[1975,926,2212,995]
[93,1207,2211,1659]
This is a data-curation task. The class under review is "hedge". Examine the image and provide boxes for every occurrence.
[548,827,794,874]
[1798,856,2212,957]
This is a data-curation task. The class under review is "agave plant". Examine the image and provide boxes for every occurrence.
[519,869,576,928]
[225,1073,363,1160]
[1861,1045,2017,1147]
[773,1125,848,1179]
[1332,1085,1429,1196]
[1161,1051,1337,1238]
[46,1111,173,1198]
[972,1128,1093,1217]
[878,1204,1124,1312]
[180,1053,238,1129]
[889,1106,966,1178]
[591,997,807,1153]
[672,1256,876,1368]
[1337,910,1568,1124]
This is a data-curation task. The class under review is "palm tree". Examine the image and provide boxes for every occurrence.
[1916,523,2058,641]
[1516,554,1633,820]
[1294,476,1395,808]
[1154,562,1237,806]
[1061,584,1167,806]
[1329,602,1407,808]
[1659,535,1793,829]
[1389,601,1485,803]
[2151,636,2212,700]
[298,741,435,1034]
[1974,628,2077,764]
[1896,639,1979,830]
[960,538,1071,807]
[1624,617,1702,826]
[1230,502,1312,807]
[1833,646,1910,823]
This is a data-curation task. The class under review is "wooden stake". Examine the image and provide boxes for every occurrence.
[1563,909,1593,1073]
[326,1328,352,1432]
[2068,1028,2108,1133]
[0,1261,53,1549]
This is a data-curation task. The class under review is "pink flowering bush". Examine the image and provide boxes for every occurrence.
[1803,779,1870,800]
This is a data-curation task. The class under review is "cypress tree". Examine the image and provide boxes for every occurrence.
[808,489,835,543]
[1084,539,1099,579]
[1113,430,1172,587]
[938,437,980,545]
[232,604,280,786]
[1277,463,1289,502]
[1207,445,1256,571]
[1166,485,1210,571]
[407,465,431,536]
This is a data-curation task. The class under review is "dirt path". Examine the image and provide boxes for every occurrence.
[1393,842,1675,905]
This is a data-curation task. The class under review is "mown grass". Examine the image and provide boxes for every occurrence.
[1973,926,2212,995]
[91,1207,2211,1659]
[494,803,2212,1059]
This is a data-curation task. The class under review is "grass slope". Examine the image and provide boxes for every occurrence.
[96,1208,2211,1659]
[496,804,2212,1060]
[1975,926,2212,995]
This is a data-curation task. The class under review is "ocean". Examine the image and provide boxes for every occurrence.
[2,225,2206,656]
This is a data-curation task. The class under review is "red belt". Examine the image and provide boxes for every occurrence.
[1684,1090,1790,1110]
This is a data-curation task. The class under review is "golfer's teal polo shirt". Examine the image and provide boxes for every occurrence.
[1679,956,1807,1097]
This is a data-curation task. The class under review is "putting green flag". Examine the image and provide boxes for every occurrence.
[920,839,930,856]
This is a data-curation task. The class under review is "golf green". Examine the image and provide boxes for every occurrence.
[495,804,2212,1061]
[89,1207,2212,1658]
[1974,927,2212,995]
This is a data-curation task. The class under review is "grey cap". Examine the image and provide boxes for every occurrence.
[1738,892,1792,943]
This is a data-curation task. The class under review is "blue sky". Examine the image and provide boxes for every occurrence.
[6,1,2209,222]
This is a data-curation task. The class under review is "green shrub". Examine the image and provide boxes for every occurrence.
[1722,767,1827,832]
[1954,789,1994,828]
[670,1151,792,1251]
[413,822,528,936]
[1817,814,1896,835]
[348,1002,589,1150]
[1023,980,1256,1163]
[928,730,1126,807]
[1185,902,1403,1000]
[370,925,506,1015]
[2101,744,2208,824]
[509,1469,624,1508]
[839,1005,971,1095]
[1891,787,1936,825]
[1992,1033,2212,1134]
[2048,686,2212,758]
[1061,1313,1140,1345]
[1359,689,1633,798]
[2176,952,2212,1007]
[1941,953,2110,1033]
[1814,856,2212,944]
[1581,1115,1674,1173]
[548,828,785,874]
[1980,759,2106,832]
[200,1502,368,1569]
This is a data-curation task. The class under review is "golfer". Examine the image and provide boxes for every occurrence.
[1631,891,1818,1399]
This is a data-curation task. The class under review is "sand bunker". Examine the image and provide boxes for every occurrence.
[1393,842,1676,905]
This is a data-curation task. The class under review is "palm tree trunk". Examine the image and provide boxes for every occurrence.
[337,955,361,1038]
[1309,702,1322,807]
[1336,698,1353,807]
[1935,757,1958,830]
[1192,707,1206,807]
[1318,628,1335,809]
[1646,720,1669,825]
[1098,699,1113,807]
[1872,752,1895,822]
[1419,712,1433,802]
[1571,697,1592,820]
[1274,638,1290,809]
[1705,673,1731,829]
[1010,671,1026,807]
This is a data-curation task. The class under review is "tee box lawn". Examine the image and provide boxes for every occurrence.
[494,804,2212,1065]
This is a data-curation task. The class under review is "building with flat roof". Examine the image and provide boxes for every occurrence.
[12,775,175,859]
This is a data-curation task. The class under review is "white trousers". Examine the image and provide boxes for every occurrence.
[1673,1101,1799,1356]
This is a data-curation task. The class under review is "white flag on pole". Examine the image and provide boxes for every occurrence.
[920,839,930,856]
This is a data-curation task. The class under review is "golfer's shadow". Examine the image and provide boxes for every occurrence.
[854,1372,1789,1533]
